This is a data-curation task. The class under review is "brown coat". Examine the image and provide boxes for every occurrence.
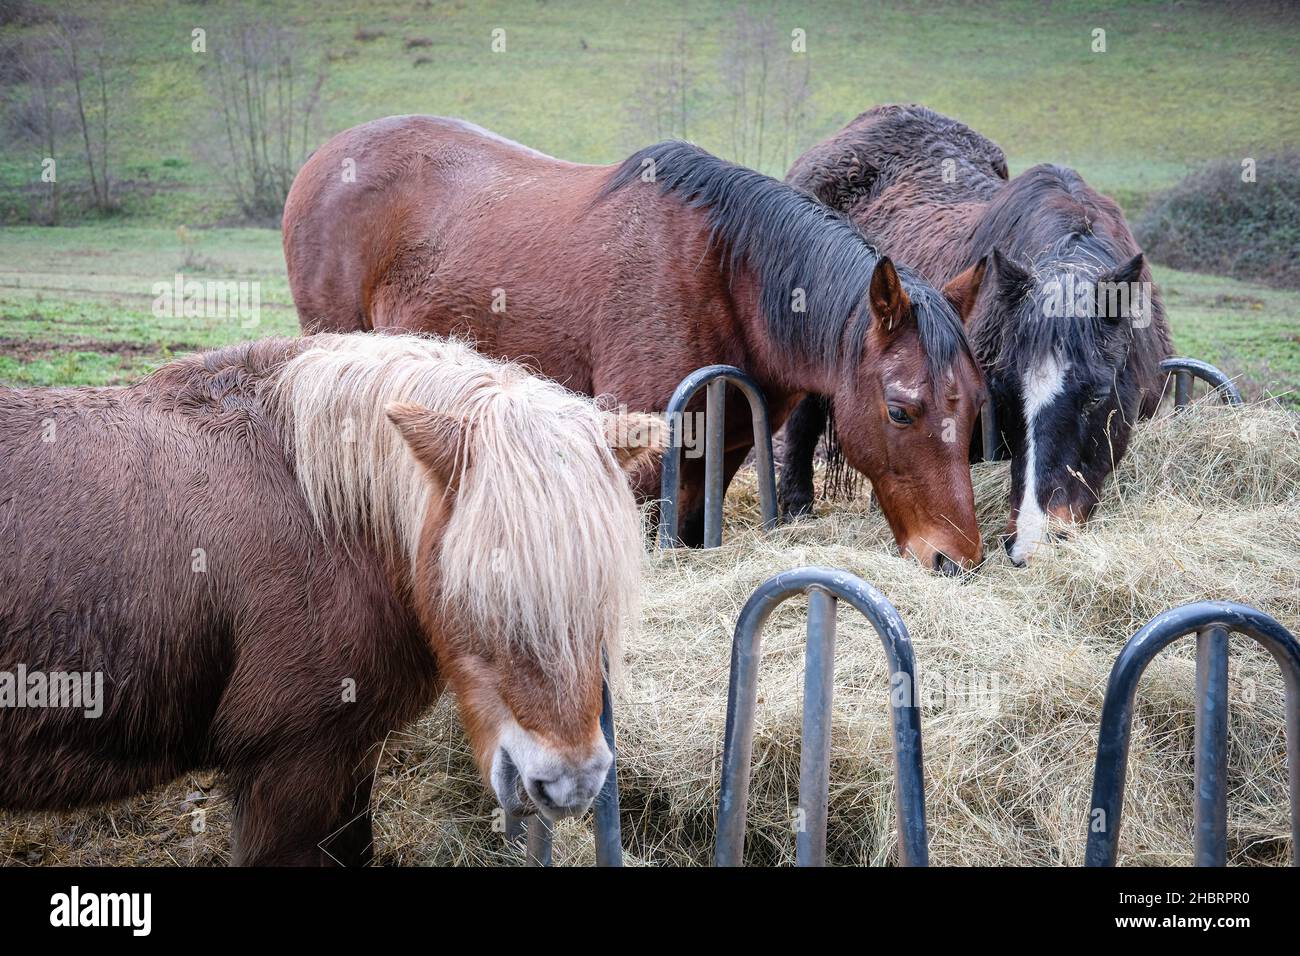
[283,116,989,567]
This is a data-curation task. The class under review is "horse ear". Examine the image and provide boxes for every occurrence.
[941,257,987,325]
[991,248,1032,302]
[386,402,474,488]
[1095,253,1145,324]
[603,411,668,474]
[869,256,913,335]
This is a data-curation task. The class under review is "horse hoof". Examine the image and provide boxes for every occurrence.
[778,496,814,520]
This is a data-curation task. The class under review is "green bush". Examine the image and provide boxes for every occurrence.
[1136,153,1300,288]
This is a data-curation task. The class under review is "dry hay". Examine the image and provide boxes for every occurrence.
[3,399,1297,866]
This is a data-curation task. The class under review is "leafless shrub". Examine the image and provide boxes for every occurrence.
[199,9,326,221]
[405,36,433,49]
[626,27,693,147]
[354,27,385,42]
[2,31,67,222]
[720,6,811,173]
[51,13,118,212]
[0,13,122,221]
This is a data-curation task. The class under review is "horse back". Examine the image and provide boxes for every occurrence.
[788,104,1009,285]
[284,115,591,335]
[283,116,741,408]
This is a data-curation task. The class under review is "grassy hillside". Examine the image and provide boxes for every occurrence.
[2,0,1298,220]
[0,1,1296,400]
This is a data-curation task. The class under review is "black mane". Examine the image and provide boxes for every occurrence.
[969,165,1132,272]
[965,164,1169,387]
[601,140,972,383]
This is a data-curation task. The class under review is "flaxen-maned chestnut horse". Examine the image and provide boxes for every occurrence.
[779,105,1173,564]
[283,116,988,571]
[0,333,662,865]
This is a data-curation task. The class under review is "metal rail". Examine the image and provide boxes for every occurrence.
[714,567,929,866]
[1160,357,1243,409]
[511,595,1296,868]
[979,400,1002,462]
[657,365,778,548]
[1085,601,1300,866]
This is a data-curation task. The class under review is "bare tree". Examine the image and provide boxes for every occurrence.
[53,13,116,212]
[627,27,694,146]
[2,32,67,223]
[720,6,812,174]
[720,7,768,169]
[200,8,326,220]
[774,30,812,172]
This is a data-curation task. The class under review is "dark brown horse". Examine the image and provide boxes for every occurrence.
[284,116,988,571]
[779,105,1173,564]
[0,333,660,865]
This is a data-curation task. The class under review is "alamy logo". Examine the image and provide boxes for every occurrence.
[0,665,103,718]
[1039,275,1152,326]
[50,886,151,936]
[151,273,261,328]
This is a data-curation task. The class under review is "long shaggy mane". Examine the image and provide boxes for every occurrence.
[270,332,644,687]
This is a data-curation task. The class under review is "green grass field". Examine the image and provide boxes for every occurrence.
[0,0,1297,398]
[4,0,1299,209]
[2,222,1296,402]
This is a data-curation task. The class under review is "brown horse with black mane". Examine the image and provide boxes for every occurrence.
[284,116,988,571]
[0,333,661,865]
[779,105,1173,564]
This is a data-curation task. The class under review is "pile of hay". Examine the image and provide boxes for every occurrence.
[4,401,1297,866]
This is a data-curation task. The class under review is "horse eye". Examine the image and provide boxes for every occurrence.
[888,405,913,425]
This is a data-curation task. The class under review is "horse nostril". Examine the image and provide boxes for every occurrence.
[933,553,962,577]
[532,778,557,809]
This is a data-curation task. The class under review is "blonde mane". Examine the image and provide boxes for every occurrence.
[271,333,643,687]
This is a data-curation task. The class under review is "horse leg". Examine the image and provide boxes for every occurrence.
[323,765,378,867]
[676,454,707,547]
[678,443,755,546]
[776,394,828,519]
[228,754,369,867]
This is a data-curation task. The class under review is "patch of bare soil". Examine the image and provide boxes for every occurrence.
[0,336,201,361]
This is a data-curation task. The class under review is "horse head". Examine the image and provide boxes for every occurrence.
[830,256,988,574]
[387,396,665,821]
[980,247,1149,564]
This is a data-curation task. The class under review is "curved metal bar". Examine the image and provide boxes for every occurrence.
[715,566,928,867]
[592,675,623,867]
[657,364,779,548]
[1160,357,1243,408]
[523,674,623,867]
[979,400,1001,463]
[524,814,554,866]
[1085,601,1300,867]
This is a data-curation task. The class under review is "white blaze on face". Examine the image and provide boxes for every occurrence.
[489,715,612,822]
[1010,355,1069,565]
